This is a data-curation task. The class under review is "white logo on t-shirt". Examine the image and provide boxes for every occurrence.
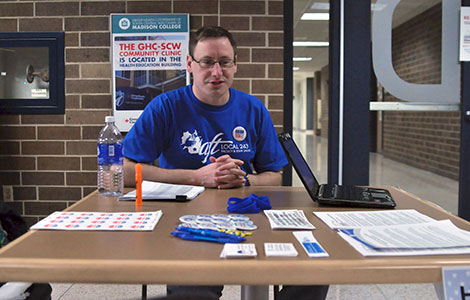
[180,130,251,163]
[181,130,232,163]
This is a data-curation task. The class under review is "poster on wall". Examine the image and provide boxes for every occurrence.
[460,7,470,61]
[111,14,190,131]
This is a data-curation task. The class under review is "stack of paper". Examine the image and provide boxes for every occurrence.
[315,209,470,256]
[264,243,298,257]
[314,209,436,230]
[119,180,204,201]
[264,209,315,230]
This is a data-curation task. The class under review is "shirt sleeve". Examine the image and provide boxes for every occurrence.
[123,97,172,164]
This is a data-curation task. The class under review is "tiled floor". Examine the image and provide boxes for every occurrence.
[51,131,457,299]
[51,283,440,300]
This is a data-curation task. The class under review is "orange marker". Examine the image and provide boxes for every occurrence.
[135,163,143,207]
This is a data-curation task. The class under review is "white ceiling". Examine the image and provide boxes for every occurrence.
[293,0,442,79]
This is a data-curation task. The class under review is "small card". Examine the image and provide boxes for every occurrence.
[293,231,329,258]
[264,243,298,257]
[220,243,257,258]
[442,266,470,300]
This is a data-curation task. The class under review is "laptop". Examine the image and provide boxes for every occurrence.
[278,133,396,208]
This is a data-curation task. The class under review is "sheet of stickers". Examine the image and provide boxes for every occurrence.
[30,211,162,231]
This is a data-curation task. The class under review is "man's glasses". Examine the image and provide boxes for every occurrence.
[191,56,236,69]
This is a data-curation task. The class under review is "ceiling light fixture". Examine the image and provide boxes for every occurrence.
[310,2,386,11]
[301,13,329,21]
[311,3,330,10]
[293,67,300,71]
[293,41,329,47]
[293,57,313,61]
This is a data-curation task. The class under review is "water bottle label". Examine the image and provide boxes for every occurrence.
[108,145,115,157]
[98,143,123,164]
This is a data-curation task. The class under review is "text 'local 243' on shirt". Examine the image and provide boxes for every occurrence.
[123,85,288,174]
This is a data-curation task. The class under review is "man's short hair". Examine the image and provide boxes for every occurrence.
[189,26,237,58]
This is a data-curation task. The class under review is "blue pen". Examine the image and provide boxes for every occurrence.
[240,165,248,175]
[174,226,233,238]
[174,226,246,242]
[238,165,251,187]
[171,231,245,243]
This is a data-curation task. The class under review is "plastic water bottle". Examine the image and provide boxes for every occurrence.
[97,116,123,196]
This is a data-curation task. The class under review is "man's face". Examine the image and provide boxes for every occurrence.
[187,37,237,105]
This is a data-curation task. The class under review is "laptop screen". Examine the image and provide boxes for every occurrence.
[279,133,320,193]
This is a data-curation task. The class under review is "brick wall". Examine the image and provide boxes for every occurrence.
[382,3,460,180]
[0,0,285,224]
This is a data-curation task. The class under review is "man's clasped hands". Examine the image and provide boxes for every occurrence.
[194,154,247,189]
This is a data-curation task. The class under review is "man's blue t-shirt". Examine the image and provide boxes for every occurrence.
[123,85,287,174]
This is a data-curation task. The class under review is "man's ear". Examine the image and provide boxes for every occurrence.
[186,54,193,73]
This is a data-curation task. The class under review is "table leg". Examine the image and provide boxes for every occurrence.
[141,284,147,300]
[241,285,269,300]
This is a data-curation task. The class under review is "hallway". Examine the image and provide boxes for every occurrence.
[292,130,459,215]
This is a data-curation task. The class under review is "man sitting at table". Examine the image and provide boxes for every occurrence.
[122,26,328,300]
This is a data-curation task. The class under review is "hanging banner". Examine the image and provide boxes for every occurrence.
[460,7,470,62]
[111,14,190,131]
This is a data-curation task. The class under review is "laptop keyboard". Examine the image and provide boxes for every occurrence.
[335,186,368,200]
[316,185,395,207]
[319,185,394,204]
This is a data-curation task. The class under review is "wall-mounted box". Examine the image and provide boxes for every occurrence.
[0,32,64,114]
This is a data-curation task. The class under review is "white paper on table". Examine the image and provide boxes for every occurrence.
[30,211,163,231]
[339,231,470,257]
[314,209,436,230]
[339,219,470,250]
[264,209,315,230]
[119,180,204,201]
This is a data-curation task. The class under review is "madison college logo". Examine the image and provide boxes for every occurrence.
[119,18,131,30]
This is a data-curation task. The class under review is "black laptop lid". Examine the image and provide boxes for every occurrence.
[278,133,321,194]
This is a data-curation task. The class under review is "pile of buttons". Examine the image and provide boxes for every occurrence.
[178,214,257,231]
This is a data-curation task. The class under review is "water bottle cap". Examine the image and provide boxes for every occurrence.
[105,116,115,123]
